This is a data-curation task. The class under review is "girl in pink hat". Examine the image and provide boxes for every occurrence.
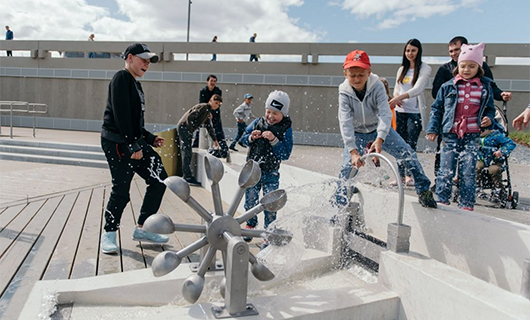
[425,42,496,211]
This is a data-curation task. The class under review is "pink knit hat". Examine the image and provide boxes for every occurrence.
[458,42,485,66]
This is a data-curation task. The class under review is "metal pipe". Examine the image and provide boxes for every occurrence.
[359,153,404,225]
[236,205,264,224]
[197,246,216,277]
[226,188,245,217]
[240,228,265,238]
[211,182,224,216]
[177,236,209,258]
[186,0,192,61]
[186,197,213,222]
[173,223,206,233]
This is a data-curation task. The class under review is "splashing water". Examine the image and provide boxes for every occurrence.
[38,290,58,320]
[147,156,165,183]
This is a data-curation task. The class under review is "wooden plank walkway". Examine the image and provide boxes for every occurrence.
[0,179,256,319]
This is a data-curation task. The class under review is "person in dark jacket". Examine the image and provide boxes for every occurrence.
[5,26,13,57]
[430,36,512,187]
[240,90,293,249]
[100,43,168,254]
[178,94,221,186]
[192,75,226,152]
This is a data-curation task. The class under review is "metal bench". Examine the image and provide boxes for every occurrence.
[0,101,48,138]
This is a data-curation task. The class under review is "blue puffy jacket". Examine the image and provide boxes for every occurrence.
[478,129,516,166]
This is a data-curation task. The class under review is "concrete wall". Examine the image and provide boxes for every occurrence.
[1,41,529,146]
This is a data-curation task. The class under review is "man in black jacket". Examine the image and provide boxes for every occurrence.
[192,75,228,157]
[100,43,168,254]
[430,36,512,189]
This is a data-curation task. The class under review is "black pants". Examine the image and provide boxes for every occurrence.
[177,125,194,179]
[101,137,168,232]
[434,134,443,178]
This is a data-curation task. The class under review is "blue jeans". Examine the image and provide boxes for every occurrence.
[436,133,479,208]
[395,112,422,178]
[230,122,247,148]
[334,129,431,206]
[244,170,279,229]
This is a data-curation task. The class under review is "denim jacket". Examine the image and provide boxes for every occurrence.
[426,76,495,135]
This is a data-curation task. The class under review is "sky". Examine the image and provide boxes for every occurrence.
[2,0,529,45]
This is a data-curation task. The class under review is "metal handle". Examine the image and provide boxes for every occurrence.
[359,152,404,225]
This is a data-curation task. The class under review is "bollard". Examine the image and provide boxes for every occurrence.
[387,223,411,253]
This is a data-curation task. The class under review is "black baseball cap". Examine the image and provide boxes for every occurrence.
[122,43,159,63]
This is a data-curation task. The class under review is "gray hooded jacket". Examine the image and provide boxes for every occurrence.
[338,73,392,152]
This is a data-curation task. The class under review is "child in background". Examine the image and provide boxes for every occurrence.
[229,93,255,151]
[177,94,221,186]
[426,43,496,211]
[379,77,396,130]
[476,127,516,201]
[240,90,293,249]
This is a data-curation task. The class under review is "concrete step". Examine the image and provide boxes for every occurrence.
[0,139,102,153]
[0,144,106,160]
[0,151,108,168]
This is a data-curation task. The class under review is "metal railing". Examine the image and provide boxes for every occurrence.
[0,101,48,138]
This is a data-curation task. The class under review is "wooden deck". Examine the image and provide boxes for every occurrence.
[0,179,254,319]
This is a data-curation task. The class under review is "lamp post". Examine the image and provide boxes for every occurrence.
[186,0,192,61]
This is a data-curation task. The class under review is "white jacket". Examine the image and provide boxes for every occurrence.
[393,62,431,129]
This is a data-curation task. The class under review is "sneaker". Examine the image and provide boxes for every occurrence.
[238,142,247,149]
[132,227,169,244]
[243,225,255,242]
[229,146,239,152]
[460,207,474,212]
[418,190,437,208]
[184,177,201,186]
[101,231,119,254]
[437,201,450,206]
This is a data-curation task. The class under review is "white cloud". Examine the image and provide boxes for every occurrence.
[339,0,481,29]
[0,0,321,42]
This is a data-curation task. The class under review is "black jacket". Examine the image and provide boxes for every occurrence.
[431,60,503,101]
[247,117,292,171]
[199,86,225,141]
[101,69,156,153]
[177,103,217,141]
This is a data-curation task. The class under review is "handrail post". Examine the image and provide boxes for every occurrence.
[10,102,13,139]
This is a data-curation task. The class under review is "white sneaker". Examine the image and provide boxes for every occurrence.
[132,227,169,244]
[101,231,119,254]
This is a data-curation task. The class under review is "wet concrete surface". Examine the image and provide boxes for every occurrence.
[1,128,529,225]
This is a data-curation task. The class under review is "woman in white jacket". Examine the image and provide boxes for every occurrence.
[389,38,431,186]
